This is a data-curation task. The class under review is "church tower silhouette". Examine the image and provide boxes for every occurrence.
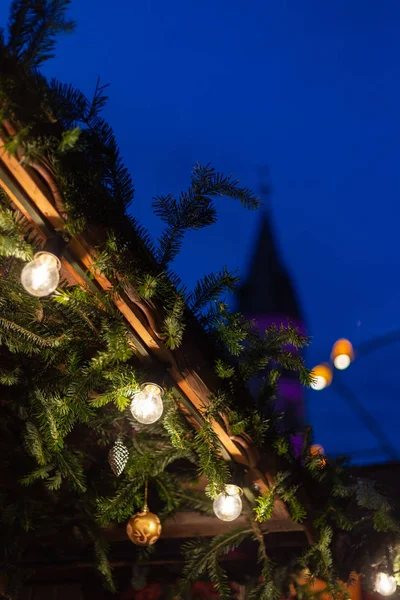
[238,211,305,440]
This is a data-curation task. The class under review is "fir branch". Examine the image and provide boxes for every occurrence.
[153,473,182,516]
[193,420,230,498]
[299,526,335,584]
[0,205,34,260]
[214,359,235,379]
[0,316,67,350]
[8,0,75,68]
[86,527,115,592]
[177,490,214,514]
[24,421,47,466]
[96,480,143,525]
[54,449,86,492]
[162,397,191,450]
[162,292,186,349]
[188,267,239,314]
[154,163,259,267]
[0,366,22,385]
[254,472,306,524]
[58,126,80,152]
[180,528,252,599]
[191,163,260,211]
[248,519,280,600]
[20,464,54,485]
[214,310,251,356]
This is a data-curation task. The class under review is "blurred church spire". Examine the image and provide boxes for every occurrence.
[238,169,305,438]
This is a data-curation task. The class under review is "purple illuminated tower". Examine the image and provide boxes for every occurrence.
[238,212,305,441]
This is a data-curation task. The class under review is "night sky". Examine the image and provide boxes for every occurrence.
[2,1,400,463]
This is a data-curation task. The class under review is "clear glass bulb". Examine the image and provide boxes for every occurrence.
[130,384,163,424]
[213,485,242,522]
[311,364,332,391]
[333,354,351,370]
[375,573,397,596]
[21,252,60,297]
[310,375,327,391]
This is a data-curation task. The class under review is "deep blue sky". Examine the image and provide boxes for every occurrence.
[2,1,400,463]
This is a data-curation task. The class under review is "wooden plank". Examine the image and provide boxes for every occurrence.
[0,141,65,230]
[104,511,304,542]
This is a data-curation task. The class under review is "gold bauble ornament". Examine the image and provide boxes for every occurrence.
[126,506,162,546]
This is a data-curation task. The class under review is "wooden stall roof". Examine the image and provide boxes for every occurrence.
[0,130,302,536]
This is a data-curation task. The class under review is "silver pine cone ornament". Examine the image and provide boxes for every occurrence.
[108,437,129,476]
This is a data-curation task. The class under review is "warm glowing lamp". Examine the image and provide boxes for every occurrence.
[21,252,61,297]
[310,363,332,391]
[213,485,243,522]
[375,573,397,596]
[130,383,164,425]
[310,444,325,457]
[331,339,354,370]
[310,444,327,468]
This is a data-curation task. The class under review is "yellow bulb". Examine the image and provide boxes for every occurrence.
[334,354,351,370]
[311,376,327,391]
[213,485,243,522]
[331,339,354,370]
[310,444,325,457]
[130,383,163,425]
[375,573,397,596]
[310,364,332,391]
[21,252,60,297]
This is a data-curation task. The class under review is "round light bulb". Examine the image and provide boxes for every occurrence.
[311,376,327,391]
[375,573,397,596]
[21,252,60,297]
[333,354,351,370]
[213,485,243,522]
[310,364,332,391]
[130,383,163,425]
[331,339,354,371]
[310,444,325,457]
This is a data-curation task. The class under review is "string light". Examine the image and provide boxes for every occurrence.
[130,383,164,424]
[309,444,327,468]
[213,485,243,522]
[21,251,61,297]
[331,339,354,371]
[310,363,332,391]
[375,572,397,596]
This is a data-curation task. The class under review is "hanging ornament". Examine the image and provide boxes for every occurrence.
[108,436,129,476]
[213,484,243,522]
[130,383,164,425]
[126,508,162,546]
[21,251,61,297]
[126,478,162,546]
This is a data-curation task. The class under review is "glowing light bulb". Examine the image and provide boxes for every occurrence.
[375,573,397,596]
[331,339,354,371]
[310,444,325,457]
[334,354,351,370]
[311,376,327,391]
[310,364,332,391]
[21,252,60,297]
[309,444,327,468]
[213,485,243,522]
[130,383,163,425]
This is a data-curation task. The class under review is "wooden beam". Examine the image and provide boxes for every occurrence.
[104,511,305,541]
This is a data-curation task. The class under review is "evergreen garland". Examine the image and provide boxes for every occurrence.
[0,2,399,598]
